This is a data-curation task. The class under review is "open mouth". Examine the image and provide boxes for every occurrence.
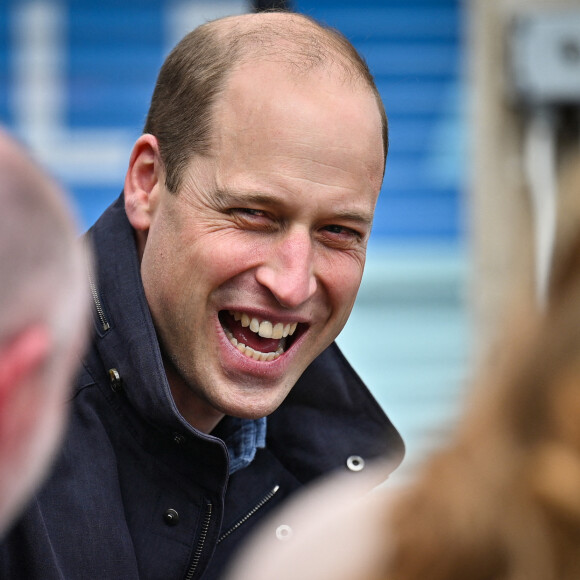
[219,310,300,362]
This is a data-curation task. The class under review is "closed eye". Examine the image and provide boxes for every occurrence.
[236,208,267,217]
[318,224,367,250]
[323,224,363,240]
[229,208,278,232]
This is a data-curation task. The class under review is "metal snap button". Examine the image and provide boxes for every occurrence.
[163,508,179,526]
[108,368,122,393]
[346,455,365,472]
[275,524,293,541]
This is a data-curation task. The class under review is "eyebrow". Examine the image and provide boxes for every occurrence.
[213,188,374,228]
[214,188,283,208]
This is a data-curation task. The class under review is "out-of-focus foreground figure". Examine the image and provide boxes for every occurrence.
[381,197,580,580]
[0,129,88,536]
[227,153,580,580]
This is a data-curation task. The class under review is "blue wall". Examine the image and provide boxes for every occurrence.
[0,0,466,244]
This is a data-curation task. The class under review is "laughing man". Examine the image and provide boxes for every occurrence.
[0,11,404,580]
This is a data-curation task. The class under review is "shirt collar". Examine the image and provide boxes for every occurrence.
[213,416,267,474]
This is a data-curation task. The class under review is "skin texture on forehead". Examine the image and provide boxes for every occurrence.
[208,57,385,199]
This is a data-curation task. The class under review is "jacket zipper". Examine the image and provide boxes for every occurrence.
[217,485,280,544]
[87,269,110,332]
[185,502,213,580]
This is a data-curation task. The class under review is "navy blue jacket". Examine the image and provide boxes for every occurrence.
[0,195,404,579]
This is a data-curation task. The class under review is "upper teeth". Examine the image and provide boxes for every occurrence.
[230,311,298,339]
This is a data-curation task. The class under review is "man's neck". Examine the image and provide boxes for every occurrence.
[163,362,225,434]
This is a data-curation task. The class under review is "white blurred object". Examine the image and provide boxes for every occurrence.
[510,9,580,305]
[511,10,580,105]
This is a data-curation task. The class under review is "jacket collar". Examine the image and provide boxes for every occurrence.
[86,193,185,433]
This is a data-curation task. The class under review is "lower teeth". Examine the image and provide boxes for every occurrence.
[224,329,284,362]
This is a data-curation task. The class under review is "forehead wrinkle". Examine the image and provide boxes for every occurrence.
[272,169,378,200]
[276,150,383,193]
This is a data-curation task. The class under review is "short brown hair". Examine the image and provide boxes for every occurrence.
[143,12,388,193]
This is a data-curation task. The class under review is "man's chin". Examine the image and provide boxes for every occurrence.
[214,382,294,420]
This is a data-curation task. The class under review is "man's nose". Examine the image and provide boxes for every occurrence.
[255,229,318,309]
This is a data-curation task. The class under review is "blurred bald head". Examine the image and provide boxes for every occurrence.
[0,130,85,338]
[0,129,89,535]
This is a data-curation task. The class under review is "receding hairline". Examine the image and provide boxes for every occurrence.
[206,11,378,89]
[204,12,387,166]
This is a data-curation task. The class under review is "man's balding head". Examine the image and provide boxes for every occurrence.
[143,11,388,193]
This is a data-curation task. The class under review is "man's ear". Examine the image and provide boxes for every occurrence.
[124,134,164,233]
[0,325,51,410]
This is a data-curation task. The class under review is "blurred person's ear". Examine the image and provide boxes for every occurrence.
[0,325,52,439]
